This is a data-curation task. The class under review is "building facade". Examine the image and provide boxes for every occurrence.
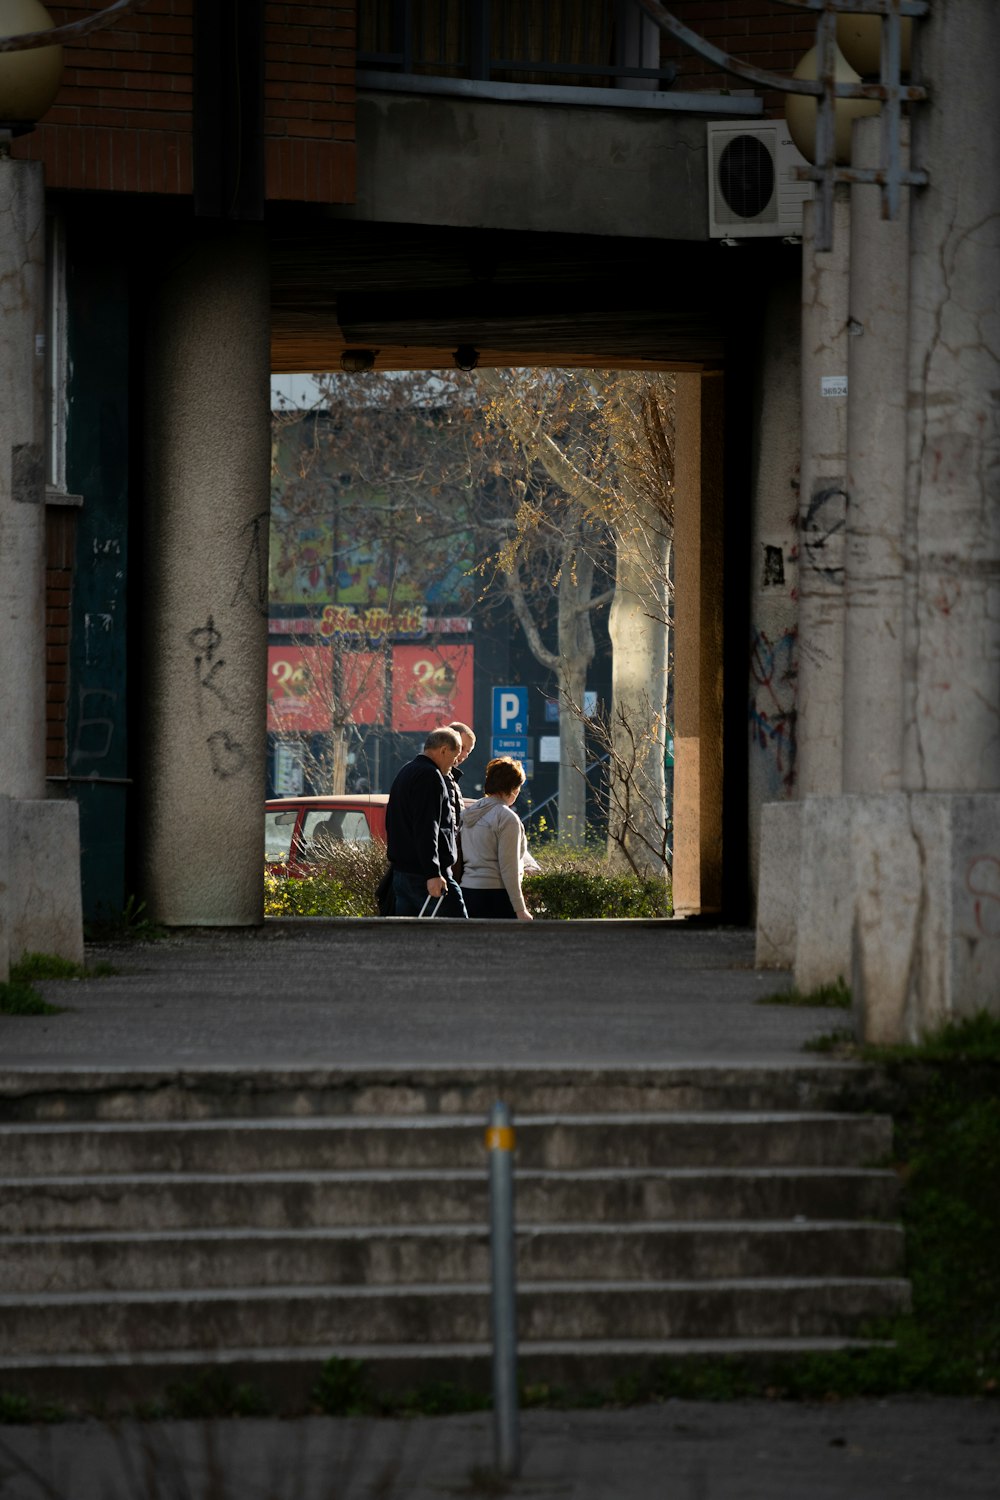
[1,0,997,1041]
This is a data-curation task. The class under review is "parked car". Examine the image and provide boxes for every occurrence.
[266,795,389,875]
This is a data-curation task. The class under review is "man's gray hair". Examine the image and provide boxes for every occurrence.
[448,720,475,743]
[424,726,462,753]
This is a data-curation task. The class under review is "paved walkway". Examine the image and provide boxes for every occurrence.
[1,921,838,1070]
[9,922,987,1500]
[0,1399,997,1498]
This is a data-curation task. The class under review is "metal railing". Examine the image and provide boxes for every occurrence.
[521,752,610,829]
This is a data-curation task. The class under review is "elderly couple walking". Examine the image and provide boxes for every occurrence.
[385,722,534,920]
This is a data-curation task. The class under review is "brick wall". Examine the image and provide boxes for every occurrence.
[265,2,356,202]
[11,0,356,204]
[668,1,818,115]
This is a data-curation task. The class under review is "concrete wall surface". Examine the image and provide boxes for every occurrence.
[4,797,84,967]
[748,274,801,899]
[140,227,271,926]
[344,92,710,240]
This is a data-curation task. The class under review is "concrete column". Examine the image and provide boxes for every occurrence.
[0,154,46,800]
[903,1,1000,795]
[0,152,83,975]
[793,190,852,991]
[855,0,1000,1039]
[750,274,802,965]
[796,190,850,798]
[672,371,725,917]
[843,118,909,794]
[140,227,271,926]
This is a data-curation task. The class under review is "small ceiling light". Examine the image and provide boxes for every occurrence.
[453,345,479,372]
[340,349,375,373]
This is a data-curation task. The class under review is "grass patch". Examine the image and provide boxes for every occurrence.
[864,1008,1000,1063]
[0,1390,67,1424]
[0,951,118,1016]
[758,977,851,1009]
[11,952,117,982]
[802,1027,856,1053]
[0,980,64,1016]
[310,1357,490,1418]
[154,1370,273,1420]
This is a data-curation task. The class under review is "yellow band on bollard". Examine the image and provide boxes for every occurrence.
[485,1126,515,1151]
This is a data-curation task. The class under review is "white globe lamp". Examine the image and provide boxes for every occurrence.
[0,0,63,134]
[785,44,880,165]
[836,14,912,77]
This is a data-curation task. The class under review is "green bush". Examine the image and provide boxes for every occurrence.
[522,842,671,919]
[265,838,387,917]
[524,868,670,919]
[265,836,670,920]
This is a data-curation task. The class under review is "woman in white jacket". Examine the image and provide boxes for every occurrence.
[459,757,534,920]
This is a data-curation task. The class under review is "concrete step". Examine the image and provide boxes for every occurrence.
[0,1278,912,1357]
[0,1063,910,1412]
[0,1064,884,1124]
[0,1337,900,1411]
[0,1112,893,1176]
[0,1221,906,1294]
[0,1166,901,1234]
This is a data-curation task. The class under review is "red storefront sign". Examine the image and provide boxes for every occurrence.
[391,643,474,732]
[267,646,386,732]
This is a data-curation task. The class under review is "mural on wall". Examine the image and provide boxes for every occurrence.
[270,488,475,611]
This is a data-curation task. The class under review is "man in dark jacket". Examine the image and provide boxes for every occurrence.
[447,719,476,878]
[386,726,468,917]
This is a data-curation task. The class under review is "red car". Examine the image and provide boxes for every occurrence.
[265,795,389,875]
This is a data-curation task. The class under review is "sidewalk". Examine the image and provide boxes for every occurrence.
[0,1399,997,1499]
[0,921,837,1070]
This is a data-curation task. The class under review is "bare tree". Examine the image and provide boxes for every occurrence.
[474,369,674,871]
[474,368,615,845]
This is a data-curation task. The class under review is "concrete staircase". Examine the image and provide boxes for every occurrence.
[0,1065,910,1411]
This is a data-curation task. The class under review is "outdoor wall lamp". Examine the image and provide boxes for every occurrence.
[0,0,63,139]
[454,345,479,372]
[785,42,879,166]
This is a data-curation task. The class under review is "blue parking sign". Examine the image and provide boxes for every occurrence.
[492,686,528,736]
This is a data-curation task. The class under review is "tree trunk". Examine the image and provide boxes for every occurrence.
[607,493,671,879]
[329,724,349,794]
[557,538,597,846]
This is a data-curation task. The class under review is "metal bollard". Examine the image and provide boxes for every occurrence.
[486,1100,520,1478]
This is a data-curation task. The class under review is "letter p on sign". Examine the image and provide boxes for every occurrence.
[493,685,527,736]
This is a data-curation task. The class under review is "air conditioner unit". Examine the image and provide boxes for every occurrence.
[707,121,814,239]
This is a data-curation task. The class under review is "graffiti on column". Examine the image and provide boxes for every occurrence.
[966,855,1000,938]
[802,485,846,580]
[188,616,233,716]
[187,615,245,778]
[749,626,798,795]
[231,511,270,616]
[205,729,248,779]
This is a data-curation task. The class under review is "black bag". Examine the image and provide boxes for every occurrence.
[376,864,395,917]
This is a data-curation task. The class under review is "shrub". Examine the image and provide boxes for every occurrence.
[523,843,671,919]
[265,839,387,918]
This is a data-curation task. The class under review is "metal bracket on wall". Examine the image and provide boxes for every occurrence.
[634,0,930,251]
